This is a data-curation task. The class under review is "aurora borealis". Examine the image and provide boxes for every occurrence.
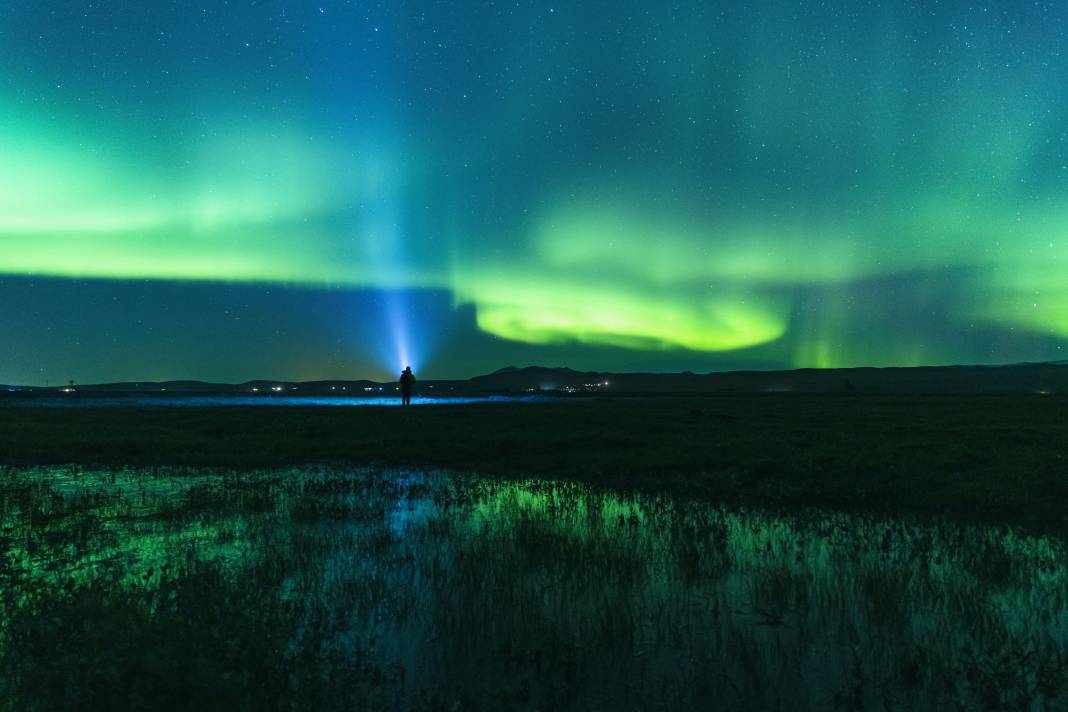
[4,1,1068,383]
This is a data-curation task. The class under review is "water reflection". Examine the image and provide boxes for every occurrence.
[0,394,554,408]
[2,466,1066,709]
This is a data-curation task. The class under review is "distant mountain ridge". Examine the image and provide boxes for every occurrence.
[5,362,1068,397]
[467,362,1068,395]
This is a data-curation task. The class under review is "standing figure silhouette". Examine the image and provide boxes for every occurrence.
[399,366,416,406]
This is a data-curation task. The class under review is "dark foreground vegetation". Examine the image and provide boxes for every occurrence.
[2,466,1065,710]
[4,397,1068,710]
[2,396,1068,531]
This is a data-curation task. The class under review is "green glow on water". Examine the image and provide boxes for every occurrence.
[2,464,1065,712]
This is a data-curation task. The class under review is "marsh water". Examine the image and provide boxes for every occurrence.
[2,466,1066,710]
[0,394,554,408]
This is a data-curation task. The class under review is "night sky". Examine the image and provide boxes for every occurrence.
[3,1,1068,384]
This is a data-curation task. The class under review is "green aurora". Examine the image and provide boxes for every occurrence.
[3,1,1068,379]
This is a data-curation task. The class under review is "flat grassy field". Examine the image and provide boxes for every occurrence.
[4,397,1068,708]
[2,395,1067,530]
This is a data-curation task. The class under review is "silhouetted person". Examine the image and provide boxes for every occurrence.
[400,366,415,406]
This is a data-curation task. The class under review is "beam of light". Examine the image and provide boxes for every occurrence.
[359,148,429,375]
[384,290,416,372]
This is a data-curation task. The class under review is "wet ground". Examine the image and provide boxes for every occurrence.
[0,394,555,408]
[2,465,1065,710]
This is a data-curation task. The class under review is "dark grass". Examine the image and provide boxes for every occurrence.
[3,395,1068,531]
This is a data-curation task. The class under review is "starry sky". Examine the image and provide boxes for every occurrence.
[3,1,1068,384]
